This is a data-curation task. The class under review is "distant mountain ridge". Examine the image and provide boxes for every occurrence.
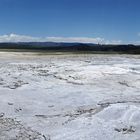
[0,42,140,54]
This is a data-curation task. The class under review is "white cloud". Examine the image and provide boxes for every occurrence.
[133,41,140,45]
[45,37,104,44]
[0,34,41,42]
[0,33,122,44]
[104,40,122,44]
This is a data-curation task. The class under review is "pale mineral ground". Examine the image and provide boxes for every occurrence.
[0,52,140,140]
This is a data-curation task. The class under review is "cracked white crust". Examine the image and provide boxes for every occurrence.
[0,52,140,140]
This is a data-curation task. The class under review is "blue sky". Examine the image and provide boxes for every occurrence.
[0,0,140,44]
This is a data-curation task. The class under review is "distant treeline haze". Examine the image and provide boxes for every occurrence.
[0,42,140,54]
